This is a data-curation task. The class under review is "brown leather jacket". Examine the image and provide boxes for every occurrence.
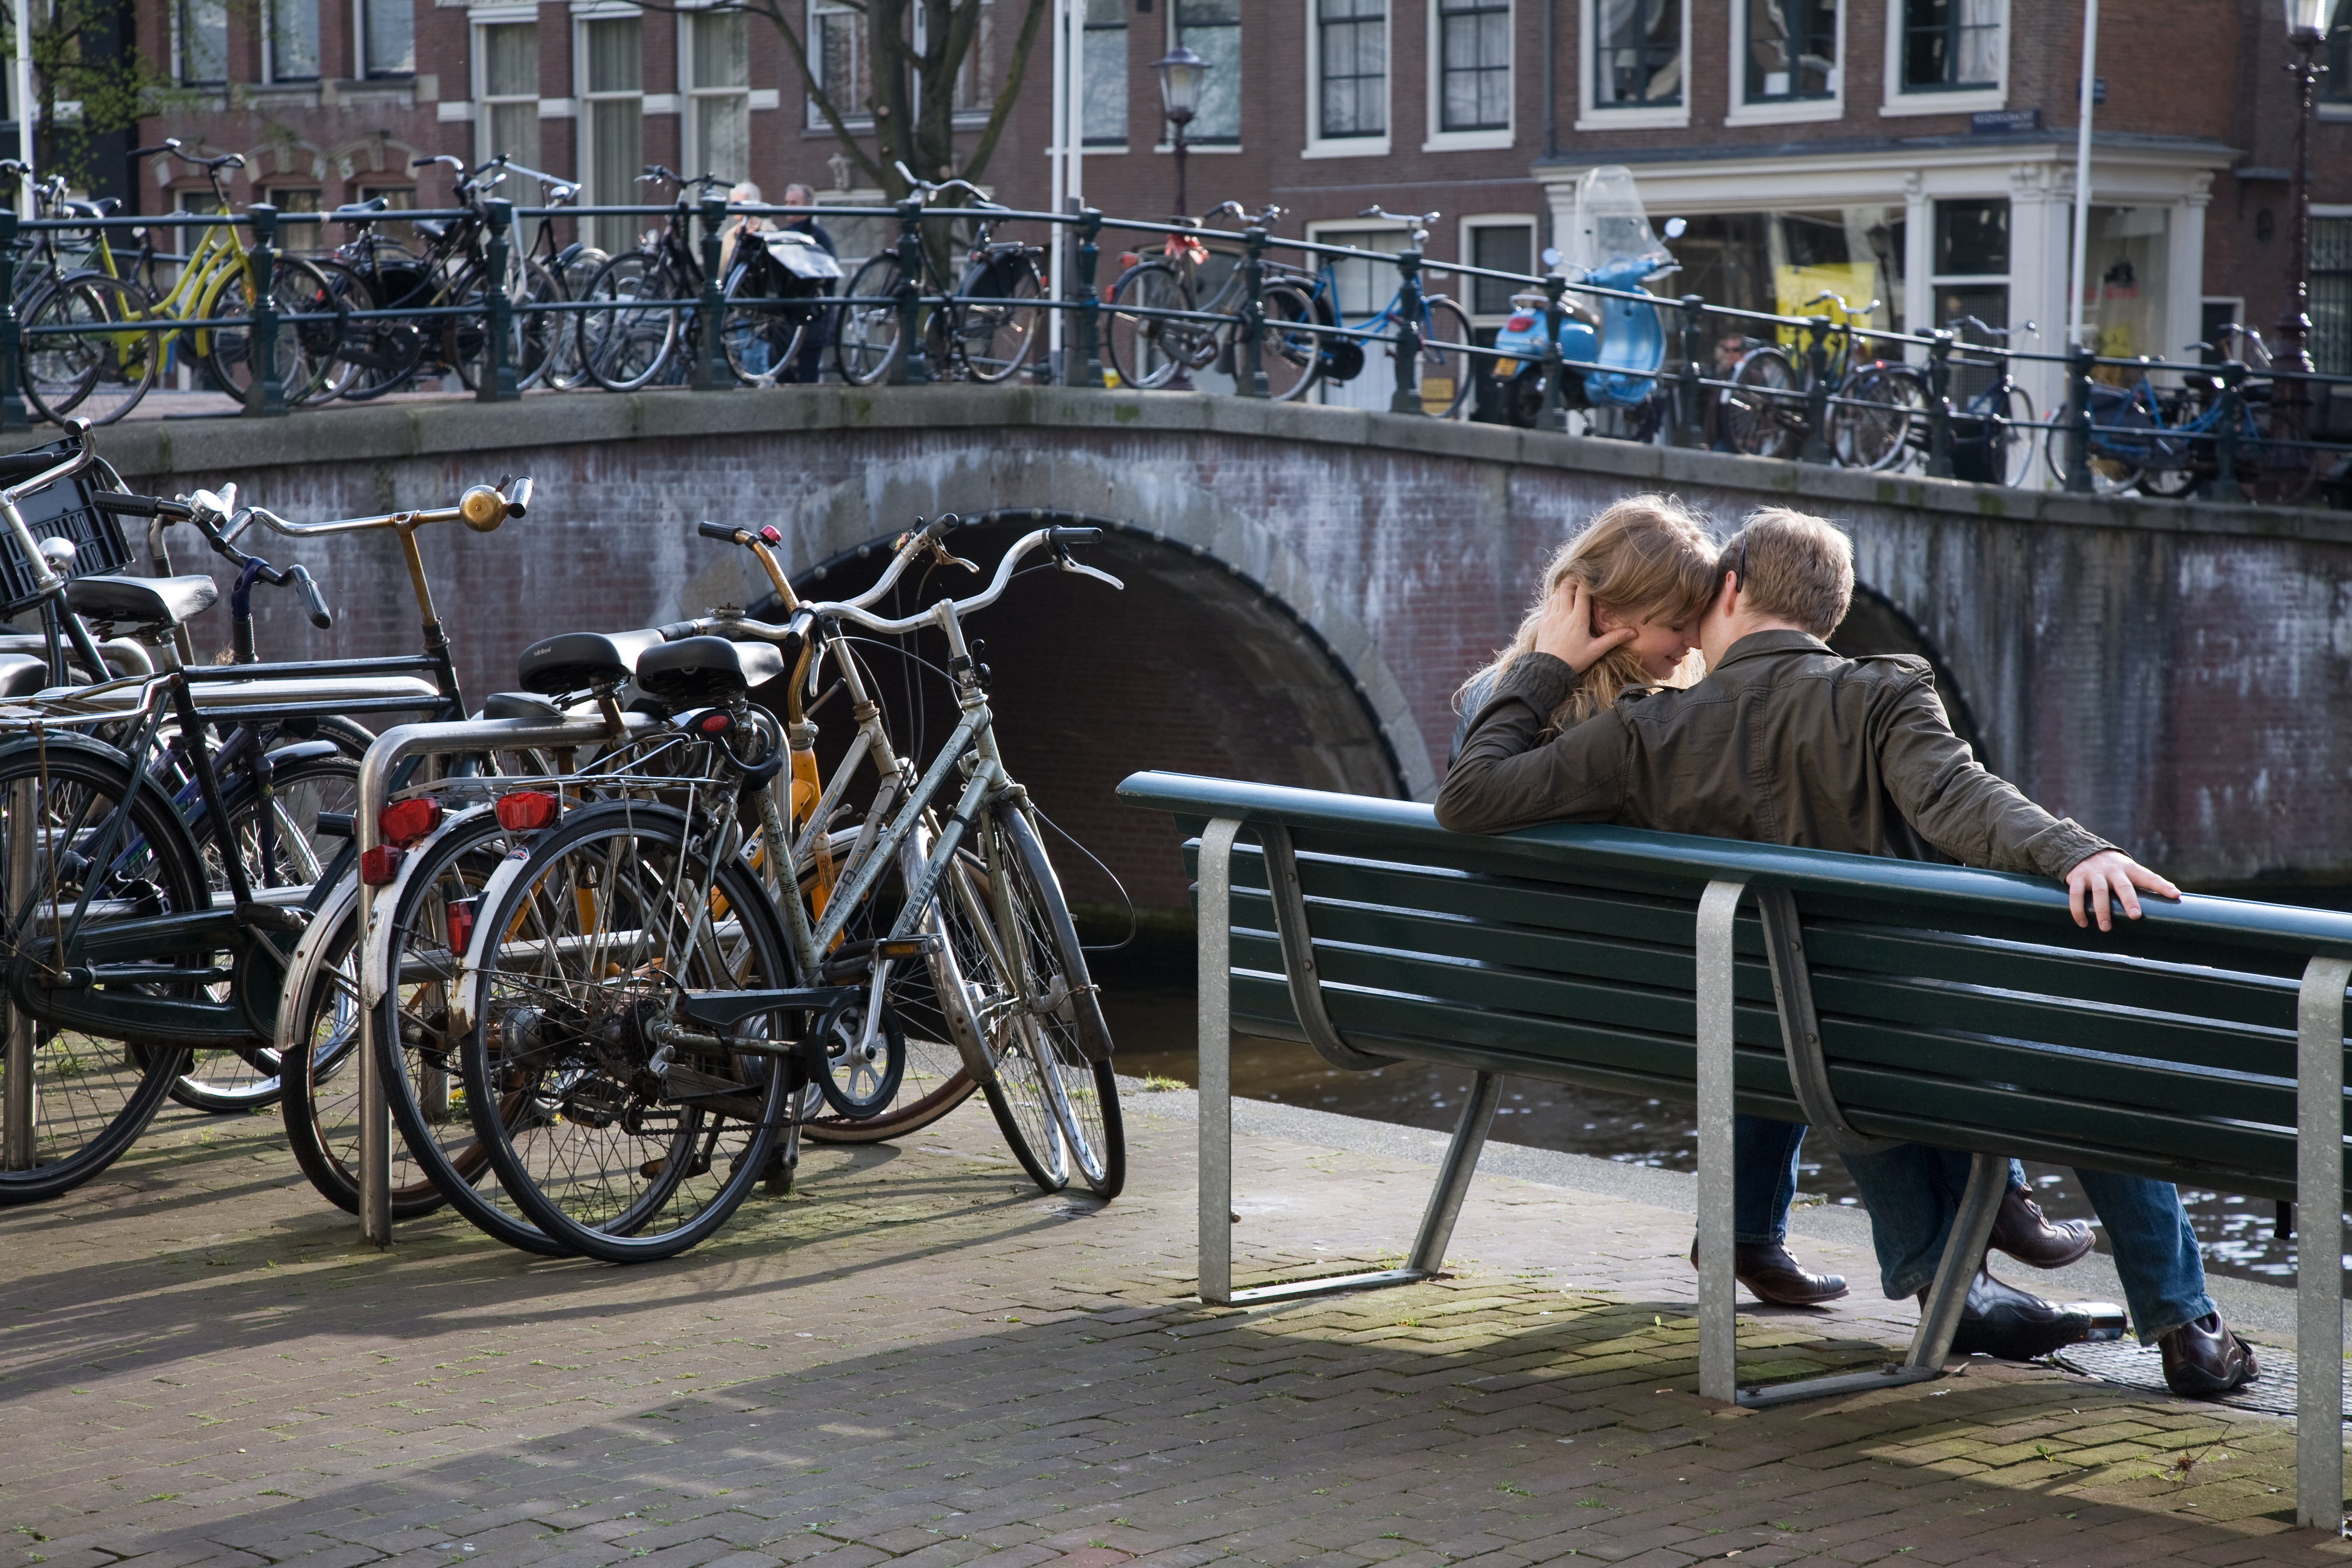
[1435,629,2112,879]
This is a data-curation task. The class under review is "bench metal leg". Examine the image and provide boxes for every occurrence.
[1195,817,1492,1308]
[2297,955,2350,1531]
[1696,880,1743,1402]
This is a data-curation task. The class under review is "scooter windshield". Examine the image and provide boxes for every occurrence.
[1562,165,1672,279]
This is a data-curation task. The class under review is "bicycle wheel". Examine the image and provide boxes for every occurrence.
[834,254,905,385]
[956,254,1045,383]
[0,733,208,1205]
[1986,385,2036,487]
[2043,426,2143,495]
[1104,261,1195,391]
[206,255,345,406]
[171,752,360,1114]
[448,257,566,393]
[1259,281,1327,403]
[461,801,794,1262]
[1416,296,1477,420]
[969,808,1124,1203]
[720,265,810,385]
[578,251,682,393]
[327,251,428,401]
[1723,346,1802,458]
[23,274,156,426]
[1831,363,1926,471]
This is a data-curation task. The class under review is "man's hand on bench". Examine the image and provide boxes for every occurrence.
[2064,849,2180,932]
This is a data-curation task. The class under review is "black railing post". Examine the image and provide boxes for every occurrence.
[478,197,520,403]
[243,202,286,417]
[1538,274,1570,433]
[1926,329,1955,479]
[1389,246,1424,415]
[2207,359,2248,502]
[0,208,24,431]
[1071,206,1105,389]
[1675,293,1705,449]
[2062,341,2096,493]
[1235,223,1270,399]
[695,193,731,392]
[891,196,929,386]
[1798,313,1831,463]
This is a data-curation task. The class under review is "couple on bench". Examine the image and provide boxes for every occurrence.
[1438,497,2255,1400]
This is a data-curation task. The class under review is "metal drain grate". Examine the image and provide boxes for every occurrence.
[2051,1339,2348,1421]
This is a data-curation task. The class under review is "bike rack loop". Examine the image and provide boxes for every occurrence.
[354,710,656,1244]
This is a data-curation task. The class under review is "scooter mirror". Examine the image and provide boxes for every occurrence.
[1663,216,1688,240]
[1541,246,1563,269]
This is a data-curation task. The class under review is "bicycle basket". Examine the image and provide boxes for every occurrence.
[0,439,135,619]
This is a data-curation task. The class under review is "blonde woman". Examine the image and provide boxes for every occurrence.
[1448,494,1849,1308]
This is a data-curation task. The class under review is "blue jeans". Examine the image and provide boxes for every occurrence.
[1734,1114,1805,1245]
[1839,1142,2213,1342]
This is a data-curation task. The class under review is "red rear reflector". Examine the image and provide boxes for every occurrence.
[1506,314,1534,332]
[698,712,733,734]
[379,797,442,847]
[495,791,559,832]
[360,845,404,885]
[1118,251,1139,268]
[446,897,477,956]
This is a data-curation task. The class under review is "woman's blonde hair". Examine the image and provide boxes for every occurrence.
[1460,494,1720,731]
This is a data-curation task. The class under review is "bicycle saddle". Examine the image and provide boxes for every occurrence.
[411,218,449,242]
[634,636,785,706]
[0,653,46,697]
[515,628,665,696]
[65,198,119,218]
[65,573,218,632]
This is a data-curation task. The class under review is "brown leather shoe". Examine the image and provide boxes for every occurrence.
[2158,1312,2258,1398]
[1987,1184,2096,1270]
[1690,1238,1848,1306]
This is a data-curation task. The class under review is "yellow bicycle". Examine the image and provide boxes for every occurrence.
[24,139,342,423]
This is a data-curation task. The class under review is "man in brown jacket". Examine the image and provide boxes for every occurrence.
[1437,507,2255,1397]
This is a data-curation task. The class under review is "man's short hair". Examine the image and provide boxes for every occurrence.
[1721,508,1853,638]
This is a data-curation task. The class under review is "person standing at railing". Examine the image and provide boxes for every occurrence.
[718,179,773,277]
[1437,507,2256,1398]
[778,183,837,384]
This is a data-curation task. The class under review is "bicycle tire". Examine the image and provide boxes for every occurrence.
[460,801,794,1262]
[1416,296,1478,420]
[2042,423,2144,495]
[171,752,360,1114]
[1103,261,1194,391]
[957,252,1045,383]
[720,263,810,385]
[206,254,344,406]
[1987,385,2036,487]
[1260,282,1326,403]
[1830,363,1926,471]
[1723,345,1802,459]
[579,251,683,393]
[835,254,906,385]
[23,273,157,426]
[0,733,208,1205]
[449,256,566,393]
[320,251,426,401]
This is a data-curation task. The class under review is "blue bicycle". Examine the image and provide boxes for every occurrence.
[2049,324,2318,503]
[1284,208,1476,418]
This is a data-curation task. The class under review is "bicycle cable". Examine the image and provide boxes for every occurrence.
[1030,802,1138,955]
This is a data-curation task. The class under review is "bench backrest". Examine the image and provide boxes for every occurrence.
[1118,770,2352,1203]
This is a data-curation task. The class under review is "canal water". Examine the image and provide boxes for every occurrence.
[1095,976,2301,1291]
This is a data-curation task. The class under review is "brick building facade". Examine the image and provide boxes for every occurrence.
[106,0,2352,401]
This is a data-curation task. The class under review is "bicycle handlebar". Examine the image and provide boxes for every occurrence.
[805,526,1119,635]
[248,475,531,538]
[891,160,998,208]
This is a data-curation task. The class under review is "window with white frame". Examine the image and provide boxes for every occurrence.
[1462,218,1534,320]
[1437,0,1508,132]
[1900,0,1998,92]
[1083,0,1127,144]
[1932,197,2007,399]
[1174,0,1240,143]
[177,0,228,83]
[685,11,751,182]
[1593,0,1679,108]
[582,16,643,253]
[809,0,870,125]
[2314,216,2350,374]
[267,0,319,80]
[477,22,540,171]
[1745,0,1833,100]
[1317,0,1385,141]
[362,0,415,76]
[2325,0,2350,104]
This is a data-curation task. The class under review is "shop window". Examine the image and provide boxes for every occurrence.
[2075,206,2168,365]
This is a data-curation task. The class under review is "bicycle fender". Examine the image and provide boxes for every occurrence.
[277,874,361,1064]
[264,739,344,769]
[360,803,496,1010]
[446,838,537,1034]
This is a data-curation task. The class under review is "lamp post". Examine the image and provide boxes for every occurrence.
[2275,0,2328,376]
[1152,45,1207,222]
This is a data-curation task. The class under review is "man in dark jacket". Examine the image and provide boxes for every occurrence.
[1437,507,2255,1397]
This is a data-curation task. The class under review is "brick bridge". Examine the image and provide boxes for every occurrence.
[97,387,2352,906]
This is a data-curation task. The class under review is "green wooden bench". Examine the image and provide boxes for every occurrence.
[1116,769,2352,1528]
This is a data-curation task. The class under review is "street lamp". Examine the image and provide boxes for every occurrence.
[1152,45,1208,221]
[2274,0,2328,376]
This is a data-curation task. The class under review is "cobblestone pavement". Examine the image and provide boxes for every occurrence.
[4,1086,2345,1568]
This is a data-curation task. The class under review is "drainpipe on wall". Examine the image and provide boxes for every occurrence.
[1541,0,1557,162]
[2067,0,2098,351]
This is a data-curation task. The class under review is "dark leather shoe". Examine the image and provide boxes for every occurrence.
[1690,1239,1848,1306]
[2158,1312,2258,1398]
[1936,1268,2126,1360]
[1987,1184,2096,1270]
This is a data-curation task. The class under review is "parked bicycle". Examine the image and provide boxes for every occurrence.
[834,164,1048,387]
[1103,202,1320,401]
[1279,208,1475,418]
[1721,291,1919,470]
[2049,324,2319,504]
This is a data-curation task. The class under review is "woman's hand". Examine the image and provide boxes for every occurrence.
[1532,577,1638,675]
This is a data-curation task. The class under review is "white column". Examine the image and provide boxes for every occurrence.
[1902,173,1930,353]
[2010,162,2069,484]
[2167,179,2211,365]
